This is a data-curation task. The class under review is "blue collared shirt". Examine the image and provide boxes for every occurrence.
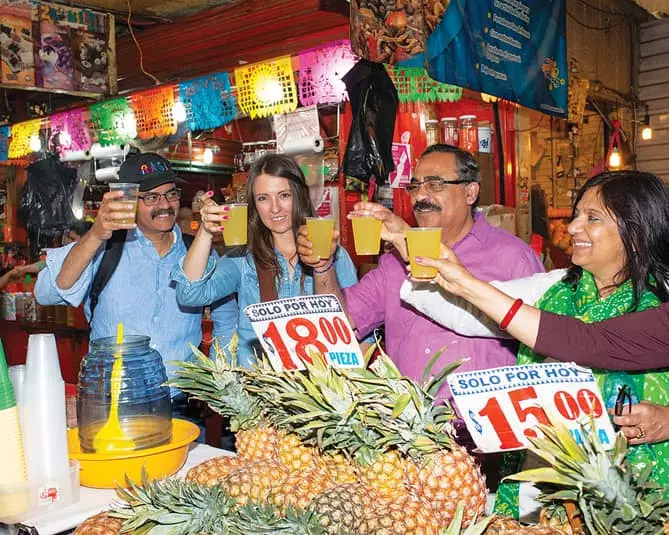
[35,226,238,380]
[172,245,360,367]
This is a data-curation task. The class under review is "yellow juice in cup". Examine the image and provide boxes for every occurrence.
[117,200,137,225]
[406,227,442,279]
[306,217,335,260]
[222,203,248,246]
[352,215,382,255]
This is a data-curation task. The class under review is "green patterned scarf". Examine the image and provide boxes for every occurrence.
[494,270,665,519]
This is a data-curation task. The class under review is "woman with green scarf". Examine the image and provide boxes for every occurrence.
[400,170,669,518]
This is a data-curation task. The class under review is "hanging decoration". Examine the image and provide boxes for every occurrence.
[234,56,298,119]
[0,126,9,161]
[130,86,179,139]
[179,72,236,131]
[386,65,462,104]
[90,97,137,146]
[8,119,42,159]
[298,40,358,106]
[49,108,92,157]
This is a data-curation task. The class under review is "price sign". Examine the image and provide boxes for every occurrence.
[244,294,363,371]
[447,363,616,453]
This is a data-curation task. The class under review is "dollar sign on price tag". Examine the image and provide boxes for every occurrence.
[244,294,363,371]
[447,363,617,453]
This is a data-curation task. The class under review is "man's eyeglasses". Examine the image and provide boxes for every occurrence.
[614,384,633,416]
[138,188,182,206]
[404,176,473,195]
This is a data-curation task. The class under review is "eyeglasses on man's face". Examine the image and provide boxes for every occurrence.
[138,188,182,206]
[404,176,472,195]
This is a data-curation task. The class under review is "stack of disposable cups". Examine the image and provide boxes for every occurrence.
[22,334,72,512]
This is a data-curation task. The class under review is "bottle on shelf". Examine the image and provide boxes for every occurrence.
[458,114,479,153]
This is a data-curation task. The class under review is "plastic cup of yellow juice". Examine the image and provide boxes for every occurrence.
[306,217,335,260]
[351,215,382,255]
[108,183,139,224]
[222,203,248,246]
[406,227,442,279]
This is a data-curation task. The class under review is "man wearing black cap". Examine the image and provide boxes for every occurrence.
[35,152,238,385]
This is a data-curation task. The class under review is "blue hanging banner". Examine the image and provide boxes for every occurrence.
[0,126,9,161]
[179,71,236,132]
[404,0,567,117]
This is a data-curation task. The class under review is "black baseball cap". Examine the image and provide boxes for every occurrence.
[118,152,185,192]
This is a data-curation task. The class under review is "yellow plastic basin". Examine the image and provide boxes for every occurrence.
[68,419,200,489]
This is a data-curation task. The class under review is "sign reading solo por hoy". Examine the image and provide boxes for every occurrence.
[244,295,363,371]
[447,363,616,453]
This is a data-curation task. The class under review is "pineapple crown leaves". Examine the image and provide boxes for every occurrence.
[111,472,236,534]
[110,471,325,535]
[167,343,265,432]
[507,418,669,535]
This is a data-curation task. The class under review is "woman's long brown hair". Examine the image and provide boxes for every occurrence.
[246,154,315,277]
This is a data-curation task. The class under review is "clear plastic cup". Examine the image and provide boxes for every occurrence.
[352,215,382,255]
[108,183,139,224]
[306,217,335,260]
[222,203,248,246]
[406,227,442,279]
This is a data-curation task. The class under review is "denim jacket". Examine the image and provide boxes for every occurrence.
[172,245,360,367]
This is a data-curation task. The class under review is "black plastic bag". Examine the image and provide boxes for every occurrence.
[342,59,398,187]
[19,155,77,235]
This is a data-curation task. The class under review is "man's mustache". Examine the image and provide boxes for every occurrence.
[151,207,176,219]
[413,200,442,212]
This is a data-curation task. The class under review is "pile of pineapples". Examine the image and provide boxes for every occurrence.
[74,340,669,535]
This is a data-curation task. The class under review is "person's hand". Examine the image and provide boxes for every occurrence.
[90,190,137,241]
[4,267,23,281]
[15,262,43,275]
[613,401,669,445]
[413,246,476,297]
[297,224,339,270]
[199,192,230,236]
[348,202,411,260]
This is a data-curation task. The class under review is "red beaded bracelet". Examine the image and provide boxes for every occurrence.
[500,298,524,330]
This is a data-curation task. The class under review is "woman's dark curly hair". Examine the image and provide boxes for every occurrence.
[563,171,669,309]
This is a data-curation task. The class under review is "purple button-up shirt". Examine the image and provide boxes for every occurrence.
[344,214,545,395]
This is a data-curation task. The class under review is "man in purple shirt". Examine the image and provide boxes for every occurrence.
[298,144,544,393]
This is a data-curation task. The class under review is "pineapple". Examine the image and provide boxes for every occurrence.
[507,418,669,534]
[73,513,123,535]
[355,449,411,501]
[319,452,358,484]
[185,455,243,485]
[248,348,487,526]
[269,468,334,514]
[170,339,280,464]
[308,482,379,534]
[482,516,567,534]
[223,461,288,505]
[277,429,320,472]
[357,491,443,534]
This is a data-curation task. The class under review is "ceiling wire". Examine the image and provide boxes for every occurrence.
[575,0,624,16]
[567,9,627,31]
[126,0,161,85]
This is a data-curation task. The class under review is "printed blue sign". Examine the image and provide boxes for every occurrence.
[403,0,568,117]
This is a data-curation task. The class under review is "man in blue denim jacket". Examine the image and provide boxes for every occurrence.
[35,153,238,383]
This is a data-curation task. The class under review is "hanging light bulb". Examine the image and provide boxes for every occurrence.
[29,134,41,152]
[173,101,187,123]
[202,147,214,165]
[608,146,622,169]
[641,125,653,141]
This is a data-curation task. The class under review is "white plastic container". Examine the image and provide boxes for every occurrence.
[22,334,72,510]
